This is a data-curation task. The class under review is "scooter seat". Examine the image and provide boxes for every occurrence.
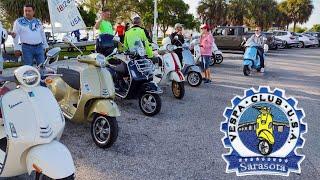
[57,68,81,90]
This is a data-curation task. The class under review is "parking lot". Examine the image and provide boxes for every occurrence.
[10,47,320,180]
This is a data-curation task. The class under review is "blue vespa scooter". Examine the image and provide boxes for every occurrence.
[243,42,268,76]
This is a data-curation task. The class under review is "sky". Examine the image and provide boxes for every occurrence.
[183,0,320,28]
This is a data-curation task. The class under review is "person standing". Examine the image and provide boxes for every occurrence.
[95,9,115,56]
[199,24,214,83]
[94,8,114,35]
[13,4,49,66]
[115,22,125,43]
[124,17,153,58]
[169,23,184,66]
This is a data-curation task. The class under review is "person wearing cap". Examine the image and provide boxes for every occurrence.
[123,17,153,58]
[199,24,214,83]
[169,23,185,66]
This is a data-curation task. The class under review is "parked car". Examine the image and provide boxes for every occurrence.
[296,33,318,48]
[302,33,319,47]
[304,32,320,47]
[274,37,286,49]
[243,31,278,50]
[272,31,299,48]
[212,26,249,50]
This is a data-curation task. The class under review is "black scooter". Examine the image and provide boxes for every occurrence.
[106,41,162,116]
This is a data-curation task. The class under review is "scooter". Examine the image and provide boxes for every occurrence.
[43,36,120,148]
[190,38,223,66]
[153,43,185,99]
[254,106,275,156]
[106,40,162,116]
[162,37,202,87]
[243,41,269,76]
[0,65,75,179]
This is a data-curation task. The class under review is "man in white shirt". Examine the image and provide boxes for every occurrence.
[13,4,49,66]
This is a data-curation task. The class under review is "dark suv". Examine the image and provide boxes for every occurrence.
[212,26,249,50]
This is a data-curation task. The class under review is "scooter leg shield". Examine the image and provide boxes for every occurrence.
[169,71,184,82]
[26,141,75,179]
[259,130,275,145]
[243,59,253,67]
[88,99,121,119]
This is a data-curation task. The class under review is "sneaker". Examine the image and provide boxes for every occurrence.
[260,68,265,73]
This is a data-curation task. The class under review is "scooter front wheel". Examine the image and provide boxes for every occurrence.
[139,93,162,116]
[258,140,273,156]
[35,173,75,180]
[91,115,118,148]
[187,72,202,87]
[172,81,185,99]
[243,65,251,76]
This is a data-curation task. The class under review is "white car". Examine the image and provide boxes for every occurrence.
[272,31,299,48]
[301,33,319,47]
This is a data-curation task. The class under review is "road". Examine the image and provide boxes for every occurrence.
[7,47,320,179]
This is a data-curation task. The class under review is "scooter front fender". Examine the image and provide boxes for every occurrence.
[243,59,253,66]
[168,71,185,82]
[186,65,202,74]
[88,99,121,118]
[26,141,75,179]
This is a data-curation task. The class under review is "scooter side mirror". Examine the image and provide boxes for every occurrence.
[174,36,179,40]
[46,47,61,58]
[113,36,121,42]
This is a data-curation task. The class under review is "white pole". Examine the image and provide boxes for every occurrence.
[152,0,158,43]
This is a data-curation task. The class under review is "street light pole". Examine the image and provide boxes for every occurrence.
[152,0,158,43]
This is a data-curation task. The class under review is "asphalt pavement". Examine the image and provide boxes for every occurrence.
[5,47,320,180]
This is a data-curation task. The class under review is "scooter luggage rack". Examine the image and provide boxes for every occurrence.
[134,59,154,78]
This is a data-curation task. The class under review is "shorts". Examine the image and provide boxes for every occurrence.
[201,55,211,71]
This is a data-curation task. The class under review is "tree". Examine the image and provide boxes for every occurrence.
[246,0,278,30]
[275,1,292,30]
[78,6,97,27]
[311,24,320,32]
[158,0,194,35]
[227,0,248,26]
[0,0,49,28]
[197,0,228,26]
[281,0,313,32]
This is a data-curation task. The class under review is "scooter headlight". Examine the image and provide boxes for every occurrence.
[166,44,177,52]
[136,47,146,57]
[14,66,41,87]
[96,54,107,67]
[23,70,39,85]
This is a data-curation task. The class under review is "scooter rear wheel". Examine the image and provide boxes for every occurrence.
[91,115,118,148]
[139,93,162,116]
[172,81,185,99]
[243,65,251,76]
[35,173,75,180]
[187,72,202,87]
[214,54,224,64]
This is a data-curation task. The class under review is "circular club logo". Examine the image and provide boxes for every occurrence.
[221,87,307,176]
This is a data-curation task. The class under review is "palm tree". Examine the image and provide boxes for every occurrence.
[197,0,228,27]
[0,0,49,27]
[227,0,248,26]
[282,0,313,32]
[276,1,292,30]
[246,0,278,30]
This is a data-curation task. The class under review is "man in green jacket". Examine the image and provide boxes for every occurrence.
[94,9,114,35]
[124,17,153,58]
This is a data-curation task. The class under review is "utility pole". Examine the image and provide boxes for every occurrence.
[152,0,158,43]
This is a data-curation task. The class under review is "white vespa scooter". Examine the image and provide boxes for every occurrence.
[190,38,223,66]
[153,38,185,99]
[0,66,75,179]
